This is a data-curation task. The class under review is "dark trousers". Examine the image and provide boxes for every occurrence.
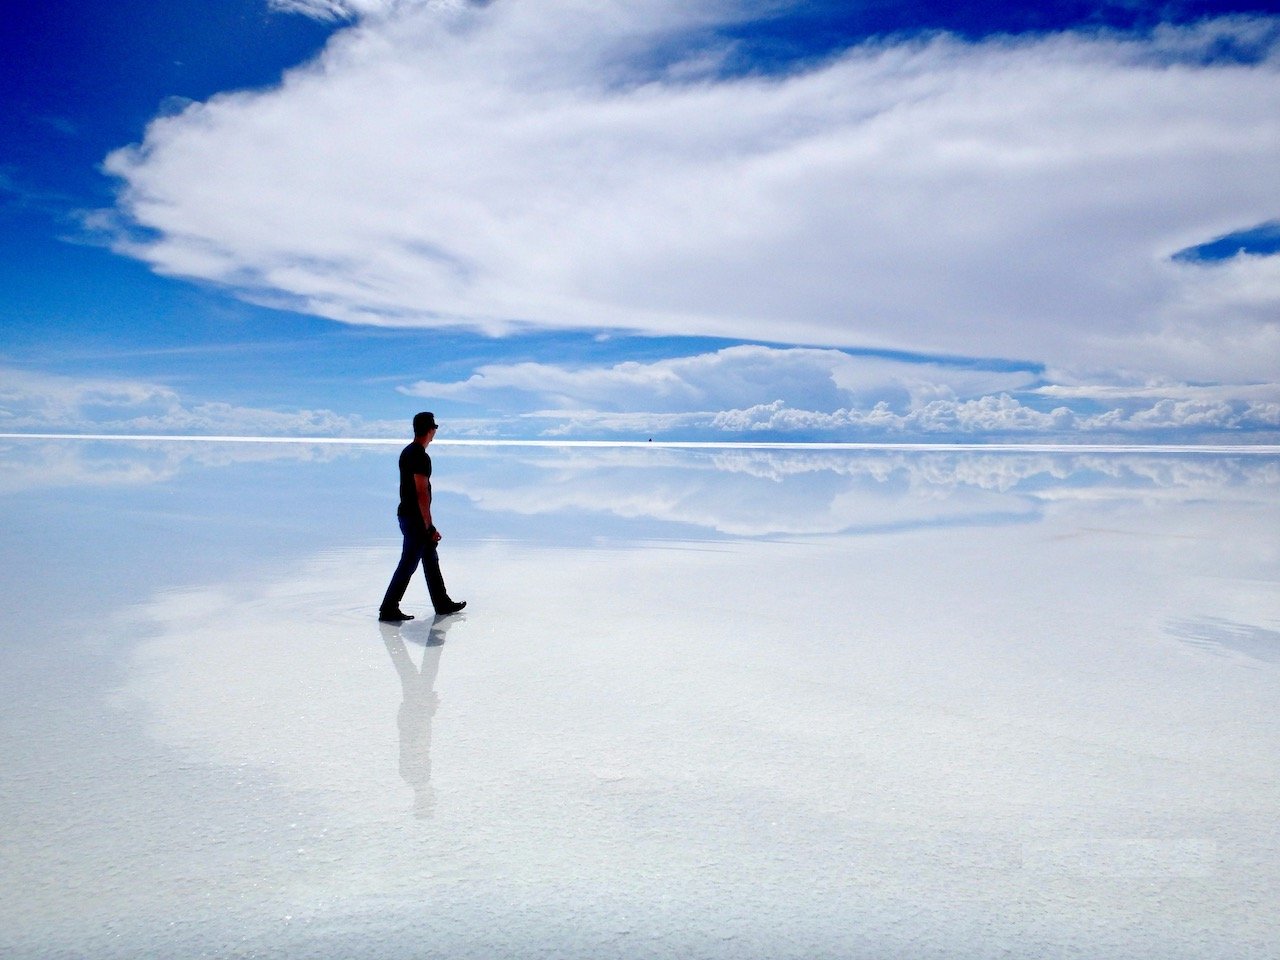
[381,516,450,613]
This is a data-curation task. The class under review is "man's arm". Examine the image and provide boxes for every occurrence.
[415,474,440,541]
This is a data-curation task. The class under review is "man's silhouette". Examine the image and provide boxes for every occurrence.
[379,411,466,621]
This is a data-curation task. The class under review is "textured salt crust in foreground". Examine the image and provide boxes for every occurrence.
[1,445,1277,958]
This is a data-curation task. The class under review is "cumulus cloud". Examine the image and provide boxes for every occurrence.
[0,367,397,436]
[401,345,1280,439]
[514,395,1280,439]
[701,394,1280,436]
[402,344,1038,412]
[102,2,1280,382]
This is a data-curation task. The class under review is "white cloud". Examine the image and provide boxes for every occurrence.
[102,3,1280,382]
[402,344,1038,412]
[707,395,1075,434]
[0,366,397,437]
[1035,382,1280,403]
[400,345,1280,438]
[700,395,1280,435]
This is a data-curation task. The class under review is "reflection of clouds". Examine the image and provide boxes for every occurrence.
[0,438,383,495]
[437,446,1280,536]
[441,446,1033,537]
[4,440,1277,540]
[108,478,1280,950]
[115,553,412,813]
[0,439,181,494]
[1081,453,1280,490]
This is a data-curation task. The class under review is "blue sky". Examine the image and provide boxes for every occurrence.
[2,0,1278,442]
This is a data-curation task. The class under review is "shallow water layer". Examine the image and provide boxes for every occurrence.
[1,440,1278,958]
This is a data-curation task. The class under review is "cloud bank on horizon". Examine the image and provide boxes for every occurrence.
[0,366,392,438]
[81,0,1280,440]
[399,344,1280,439]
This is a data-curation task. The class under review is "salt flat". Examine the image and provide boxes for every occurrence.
[1,440,1277,958]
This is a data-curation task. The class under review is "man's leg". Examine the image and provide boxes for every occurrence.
[420,545,453,613]
[380,518,425,615]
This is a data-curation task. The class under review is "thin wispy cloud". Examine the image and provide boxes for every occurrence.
[101,1,1280,388]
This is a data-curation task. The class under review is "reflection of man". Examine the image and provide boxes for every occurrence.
[381,619,454,818]
[379,411,466,621]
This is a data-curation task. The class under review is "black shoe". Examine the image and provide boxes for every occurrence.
[435,600,466,616]
[378,608,415,622]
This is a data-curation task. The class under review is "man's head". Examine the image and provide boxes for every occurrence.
[412,411,439,439]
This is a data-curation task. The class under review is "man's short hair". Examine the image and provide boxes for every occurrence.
[413,411,439,436]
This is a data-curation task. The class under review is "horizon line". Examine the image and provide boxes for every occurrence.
[2,433,1279,454]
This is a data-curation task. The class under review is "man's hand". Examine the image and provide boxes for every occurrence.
[432,527,442,544]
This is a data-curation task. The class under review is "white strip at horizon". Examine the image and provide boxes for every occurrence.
[2,433,1278,454]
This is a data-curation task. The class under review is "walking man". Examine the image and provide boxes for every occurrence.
[379,411,466,622]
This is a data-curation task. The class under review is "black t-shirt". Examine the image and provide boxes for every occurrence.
[397,441,432,523]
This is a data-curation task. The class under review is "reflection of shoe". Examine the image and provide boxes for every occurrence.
[435,600,466,615]
[378,608,415,622]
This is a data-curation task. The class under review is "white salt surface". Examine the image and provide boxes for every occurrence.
[1,441,1278,958]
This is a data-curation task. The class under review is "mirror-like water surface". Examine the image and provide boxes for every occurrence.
[2,440,1277,958]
